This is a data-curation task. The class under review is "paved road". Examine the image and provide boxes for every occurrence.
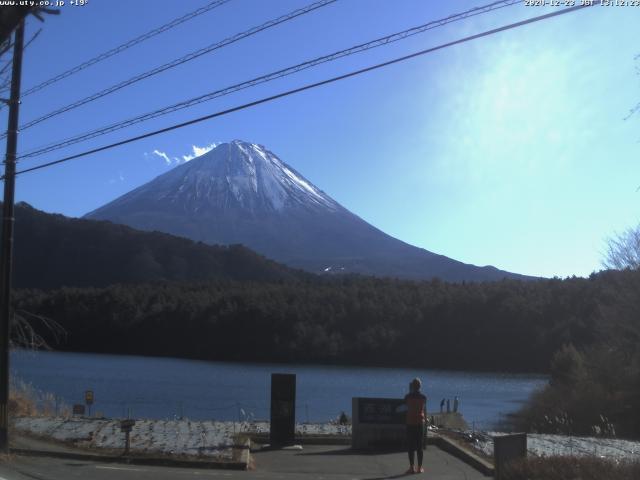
[0,445,488,480]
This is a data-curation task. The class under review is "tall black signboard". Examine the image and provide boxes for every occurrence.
[270,373,296,446]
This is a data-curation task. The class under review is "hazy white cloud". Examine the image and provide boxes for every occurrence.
[152,149,172,165]
[182,142,219,162]
[107,171,125,185]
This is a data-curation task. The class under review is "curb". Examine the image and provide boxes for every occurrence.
[431,434,494,477]
[249,433,351,446]
[10,437,251,471]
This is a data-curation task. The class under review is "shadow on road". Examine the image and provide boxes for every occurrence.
[293,447,406,456]
[357,474,413,480]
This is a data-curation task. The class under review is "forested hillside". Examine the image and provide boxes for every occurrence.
[11,202,307,288]
[13,269,636,373]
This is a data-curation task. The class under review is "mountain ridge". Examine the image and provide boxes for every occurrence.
[11,201,308,289]
[85,140,534,282]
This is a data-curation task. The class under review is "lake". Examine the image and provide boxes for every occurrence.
[11,350,547,429]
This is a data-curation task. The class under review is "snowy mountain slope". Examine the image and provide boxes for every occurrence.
[85,140,531,282]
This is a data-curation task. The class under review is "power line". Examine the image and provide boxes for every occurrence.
[8,2,597,179]
[18,0,521,161]
[6,0,337,138]
[16,0,232,98]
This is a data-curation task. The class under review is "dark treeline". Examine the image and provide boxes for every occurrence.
[512,268,640,438]
[13,268,637,373]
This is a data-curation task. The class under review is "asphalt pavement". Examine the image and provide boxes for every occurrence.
[0,444,489,480]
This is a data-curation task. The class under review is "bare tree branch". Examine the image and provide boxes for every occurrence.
[603,224,640,270]
[624,54,640,121]
[10,309,66,350]
[0,39,12,58]
[0,28,42,93]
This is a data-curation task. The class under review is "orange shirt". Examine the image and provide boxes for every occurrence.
[405,392,426,425]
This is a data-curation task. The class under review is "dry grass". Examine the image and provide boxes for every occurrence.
[8,388,37,417]
[502,456,640,480]
[8,378,69,418]
[0,453,16,464]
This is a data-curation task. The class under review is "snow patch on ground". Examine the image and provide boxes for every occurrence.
[242,421,351,437]
[472,431,640,460]
[19,416,636,462]
[14,417,238,459]
[13,417,351,458]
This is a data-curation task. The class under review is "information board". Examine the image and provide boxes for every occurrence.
[357,398,406,424]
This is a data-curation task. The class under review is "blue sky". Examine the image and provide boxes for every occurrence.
[3,0,639,278]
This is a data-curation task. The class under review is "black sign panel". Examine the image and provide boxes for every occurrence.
[72,404,85,416]
[358,398,405,424]
[494,433,527,480]
[120,419,136,432]
[270,373,296,446]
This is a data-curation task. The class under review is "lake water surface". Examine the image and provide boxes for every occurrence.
[11,350,547,429]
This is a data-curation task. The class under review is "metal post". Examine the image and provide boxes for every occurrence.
[124,430,130,455]
[0,20,25,453]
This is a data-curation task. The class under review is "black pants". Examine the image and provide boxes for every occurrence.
[406,424,424,466]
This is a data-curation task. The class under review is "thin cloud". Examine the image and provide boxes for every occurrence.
[148,143,219,166]
[182,142,218,162]
[152,149,172,165]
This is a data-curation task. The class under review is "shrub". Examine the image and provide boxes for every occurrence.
[502,456,640,480]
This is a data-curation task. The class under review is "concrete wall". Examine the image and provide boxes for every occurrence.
[429,412,468,430]
[351,397,406,450]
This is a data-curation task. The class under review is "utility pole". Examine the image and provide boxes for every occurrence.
[0,19,25,453]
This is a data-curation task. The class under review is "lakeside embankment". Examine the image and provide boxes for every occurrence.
[12,416,640,462]
[12,416,349,459]
[470,431,640,461]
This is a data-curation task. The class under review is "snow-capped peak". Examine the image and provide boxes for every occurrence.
[146,140,339,213]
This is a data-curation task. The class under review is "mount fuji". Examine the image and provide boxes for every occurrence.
[85,140,529,281]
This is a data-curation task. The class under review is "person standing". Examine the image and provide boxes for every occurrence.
[405,378,427,474]
[439,398,445,413]
[453,396,459,413]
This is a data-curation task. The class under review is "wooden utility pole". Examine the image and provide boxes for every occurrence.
[0,19,24,453]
